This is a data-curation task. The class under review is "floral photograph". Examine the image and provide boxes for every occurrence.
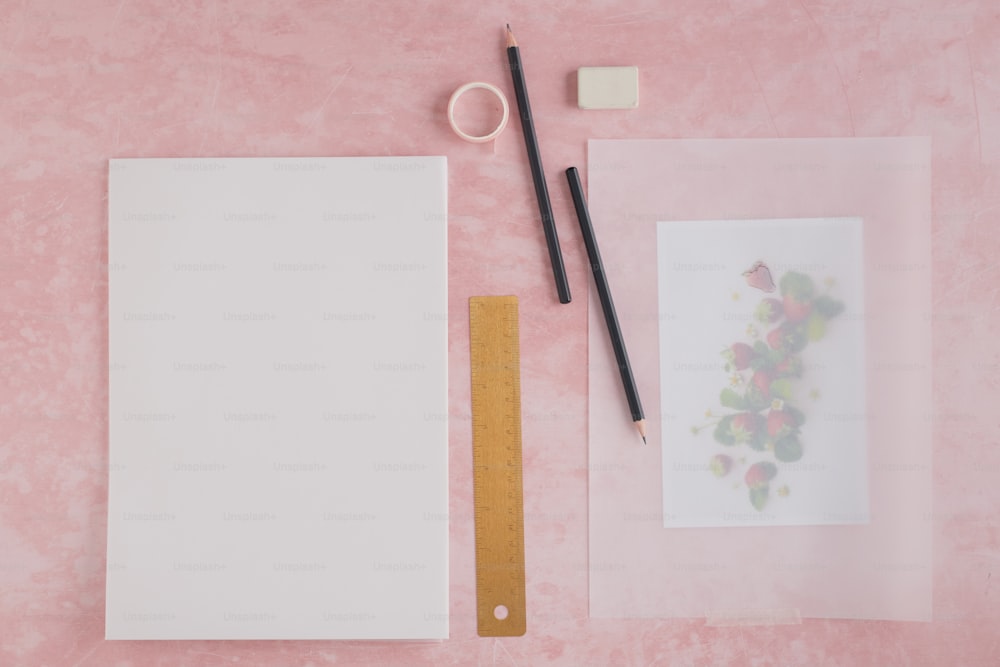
[657,218,869,528]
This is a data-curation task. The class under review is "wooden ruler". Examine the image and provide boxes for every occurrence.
[469,296,526,637]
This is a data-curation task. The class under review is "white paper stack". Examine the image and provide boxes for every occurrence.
[106,157,449,640]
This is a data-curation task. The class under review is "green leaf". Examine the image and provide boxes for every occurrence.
[753,341,770,355]
[806,313,826,342]
[747,429,768,451]
[813,295,844,319]
[720,388,747,410]
[784,323,808,354]
[769,379,793,400]
[765,348,785,365]
[745,386,770,412]
[749,484,770,511]
[713,416,736,445]
[778,271,815,300]
[774,434,803,462]
[785,405,806,427]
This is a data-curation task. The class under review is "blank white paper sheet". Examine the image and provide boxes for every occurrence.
[106,157,449,640]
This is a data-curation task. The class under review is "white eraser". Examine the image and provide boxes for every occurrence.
[577,66,639,109]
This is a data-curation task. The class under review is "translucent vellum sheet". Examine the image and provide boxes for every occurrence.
[586,138,931,621]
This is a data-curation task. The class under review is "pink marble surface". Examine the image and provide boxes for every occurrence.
[0,1,997,665]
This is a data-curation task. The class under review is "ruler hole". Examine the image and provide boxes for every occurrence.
[493,605,509,621]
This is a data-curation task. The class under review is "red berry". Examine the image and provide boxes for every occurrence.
[710,454,732,477]
[783,294,812,323]
[744,461,778,488]
[731,412,761,433]
[730,343,755,370]
[751,371,771,396]
[767,409,795,438]
[729,412,763,444]
[767,327,785,350]
[774,356,802,378]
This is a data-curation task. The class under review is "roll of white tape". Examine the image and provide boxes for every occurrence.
[447,82,510,143]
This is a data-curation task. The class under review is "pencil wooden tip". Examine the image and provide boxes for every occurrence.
[505,24,517,47]
[636,419,647,443]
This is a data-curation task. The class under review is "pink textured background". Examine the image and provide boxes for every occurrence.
[0,1,997,665]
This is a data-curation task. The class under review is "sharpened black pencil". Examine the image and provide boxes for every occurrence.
[565,167,646,444]
[506,24,571,304]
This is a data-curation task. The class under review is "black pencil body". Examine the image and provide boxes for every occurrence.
[507,44,571,304]
[565,167,644,422]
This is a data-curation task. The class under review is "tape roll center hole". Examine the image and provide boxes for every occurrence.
[493,605,509,621]
[453,87,506,138]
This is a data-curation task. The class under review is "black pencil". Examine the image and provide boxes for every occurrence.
[565,167,646,444]
[506,24,571,304]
